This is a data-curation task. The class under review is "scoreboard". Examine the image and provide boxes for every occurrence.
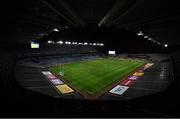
[31,42,39,48]
[108,51,116,55]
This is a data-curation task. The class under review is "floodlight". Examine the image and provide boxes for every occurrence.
[53,28,59,32]
[137,31,143,36]
[84,42,88,45]
[157,42,161,45]
[93,43,97,46]
[57,41,63,44]
[164,44,168,47]
[100,43,104,46]
[48,40,54,44]
[65,41,71,45]
[97,43,100,46]
[152,40,156,43]
[78,42,83,45]
[148,38,152,41]
[48,40,51,44]
[144,35,148,38]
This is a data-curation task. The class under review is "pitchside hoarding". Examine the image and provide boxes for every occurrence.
[42,71,57,79]
[42,71,52,75]
[137,69,144,72]
[42,71,64,85]
[56,84,74,94]
[47,74,57,79]
[133,72,144,76]
[109,85,129,95]
[144,63,154,70]
[42,71,74,94]
[120,79,135,86]
[50,79,64,85]
[128,75,139,80]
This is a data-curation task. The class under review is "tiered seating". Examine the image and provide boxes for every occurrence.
[0,55,17,89]
[0,44,19,81]
[171,51,180,88]
[15,65,60,97]
[19,54,99,67]
[19,44,97,58]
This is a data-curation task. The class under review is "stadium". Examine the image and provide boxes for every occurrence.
[0,0,180,117]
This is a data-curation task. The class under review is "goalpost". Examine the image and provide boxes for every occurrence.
[59,64,64,76]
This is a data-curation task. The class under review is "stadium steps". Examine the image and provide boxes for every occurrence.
[116,53,180,117]
[15,65,60,97]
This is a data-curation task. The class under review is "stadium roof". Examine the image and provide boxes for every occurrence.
[1,0,180,45]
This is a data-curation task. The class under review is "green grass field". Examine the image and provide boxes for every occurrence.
[49,58,145,97]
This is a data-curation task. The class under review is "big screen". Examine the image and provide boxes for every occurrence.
[108,51,116,55]
[31,42,39,48]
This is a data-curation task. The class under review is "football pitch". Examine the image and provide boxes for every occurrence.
[49,58,145,98]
